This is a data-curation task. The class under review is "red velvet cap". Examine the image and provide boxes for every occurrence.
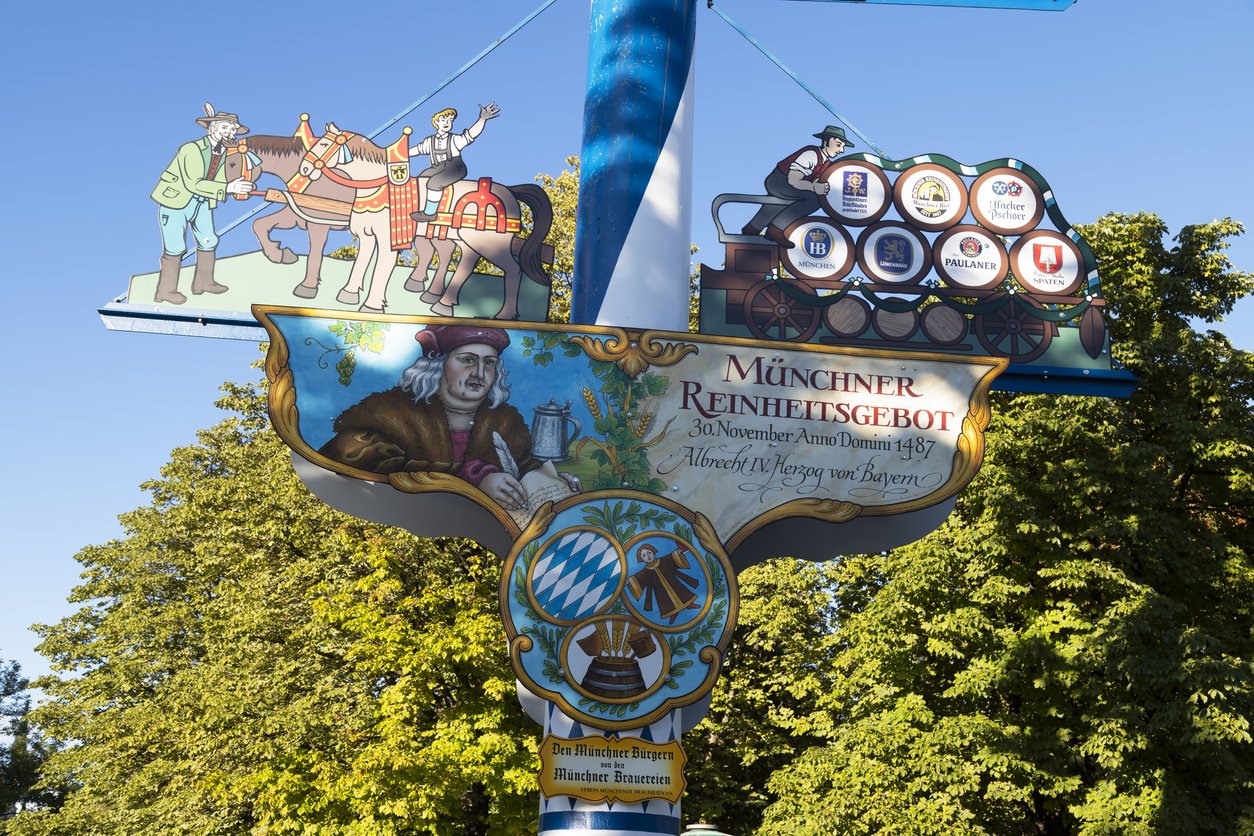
[415,324,510,357]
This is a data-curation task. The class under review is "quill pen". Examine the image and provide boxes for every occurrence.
[492,432,521,479]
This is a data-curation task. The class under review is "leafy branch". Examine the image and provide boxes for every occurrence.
[576,361,673,493]
[576,696,641,718]
[521,332,582,368]
[513,541,569,685]
[304,320,391,386]
[582,501,678,544]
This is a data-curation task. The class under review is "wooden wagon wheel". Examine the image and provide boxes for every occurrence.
[742,279,821,342]
[974,294,1055,362]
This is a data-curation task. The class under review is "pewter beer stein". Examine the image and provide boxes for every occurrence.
[530,399,582,462]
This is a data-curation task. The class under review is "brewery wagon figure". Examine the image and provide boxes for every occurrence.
[700,153,1109,366]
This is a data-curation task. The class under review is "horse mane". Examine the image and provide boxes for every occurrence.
[245,135,306,158]
[344,134,388,164]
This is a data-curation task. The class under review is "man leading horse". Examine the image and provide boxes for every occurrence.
[149,103,255,304]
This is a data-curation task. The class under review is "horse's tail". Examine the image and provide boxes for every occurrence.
[509,183,553,286]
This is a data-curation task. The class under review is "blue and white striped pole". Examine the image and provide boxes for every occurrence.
[570,0,698,331]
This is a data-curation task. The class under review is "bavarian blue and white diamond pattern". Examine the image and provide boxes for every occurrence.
[531,530,622,622]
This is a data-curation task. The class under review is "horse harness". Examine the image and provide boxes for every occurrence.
[280,126,519,249]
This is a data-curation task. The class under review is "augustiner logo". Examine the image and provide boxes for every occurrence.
[843,170,867,199]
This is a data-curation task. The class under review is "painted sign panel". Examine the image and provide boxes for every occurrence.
[703,148,1119,377]
[259,309,1005,552]
[538,735,686,804]
[105,108,556,337]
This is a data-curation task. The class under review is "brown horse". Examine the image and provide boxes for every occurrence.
[228,133,353,298]
[295,123,553,318]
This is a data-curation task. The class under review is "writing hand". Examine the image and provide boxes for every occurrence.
[481,472,527,511]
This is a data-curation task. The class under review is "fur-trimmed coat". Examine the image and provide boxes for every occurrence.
[318,388,540,480]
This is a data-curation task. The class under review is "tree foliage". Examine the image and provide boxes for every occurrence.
[7,379,831,834]
[10,210,1252,834]
[761,213,1254,834]
[6,383,538,835]
[1,659,60,821]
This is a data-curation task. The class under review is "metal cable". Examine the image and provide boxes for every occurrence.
[208,0,563,253]
[705,1,888,158]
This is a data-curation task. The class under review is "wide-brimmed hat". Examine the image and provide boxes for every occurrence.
[416,324,510,357]
[813,125,853,147]
[195,102,249,135]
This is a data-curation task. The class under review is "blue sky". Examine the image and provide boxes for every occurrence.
[2,0,1251,681]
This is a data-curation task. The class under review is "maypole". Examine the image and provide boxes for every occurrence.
[571,0,698,331]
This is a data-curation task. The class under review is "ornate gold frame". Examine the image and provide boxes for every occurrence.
[501,496,739,732]
[256,305,1006,556]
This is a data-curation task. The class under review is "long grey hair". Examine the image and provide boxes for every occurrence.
[397,353,512,408]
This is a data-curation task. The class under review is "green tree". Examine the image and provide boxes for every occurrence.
[7,382,537,835]
[534,155,580,324]
[761,214,1254,834]
[681,559,841,833]
[1,658,61,822]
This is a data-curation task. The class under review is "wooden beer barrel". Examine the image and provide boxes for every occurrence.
[823,296,871,338]
[920,304,968,345]
[872,307,919,340]
[581,658,648,700]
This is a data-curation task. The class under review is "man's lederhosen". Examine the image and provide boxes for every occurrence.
[748,144,836,232]
[421,133,468,190]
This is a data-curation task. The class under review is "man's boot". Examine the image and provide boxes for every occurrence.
[765,225,795,250]
[192,249,228,295]
[411,176,437,223]
[154,254,186,305]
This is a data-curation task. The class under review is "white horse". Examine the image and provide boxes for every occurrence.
[296,123,553,318]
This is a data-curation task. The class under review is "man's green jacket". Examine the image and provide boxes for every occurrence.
[151,136,229,210]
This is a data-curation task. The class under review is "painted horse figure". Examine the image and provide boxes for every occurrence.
[295,122,553,318]
[228,126,352,298]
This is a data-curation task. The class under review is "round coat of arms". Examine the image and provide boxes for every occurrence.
[502,494,737,730]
